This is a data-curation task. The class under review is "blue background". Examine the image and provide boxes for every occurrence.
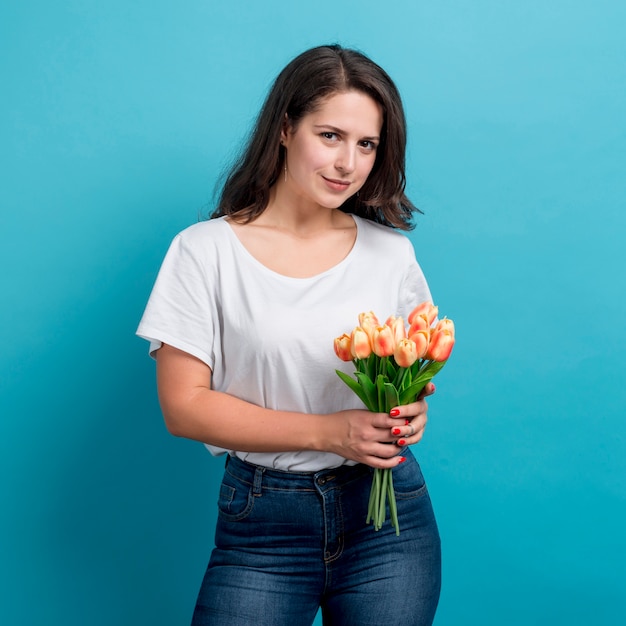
[2,1,625,624]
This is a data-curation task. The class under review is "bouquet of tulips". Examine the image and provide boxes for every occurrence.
[333,301,455,535]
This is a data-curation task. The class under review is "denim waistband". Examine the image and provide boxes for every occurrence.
[224,454,374,493]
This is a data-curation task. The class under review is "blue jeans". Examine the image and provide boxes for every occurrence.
[191,449,441,625]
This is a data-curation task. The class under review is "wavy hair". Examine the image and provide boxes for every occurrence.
[212,44,419,230]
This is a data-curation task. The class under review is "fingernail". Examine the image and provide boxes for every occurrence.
[398,456,406,464]
[397,439,406,446]
[390,409,400,417]
[431,383,436,392]
[405,419,410,425]
[392,428,401,436]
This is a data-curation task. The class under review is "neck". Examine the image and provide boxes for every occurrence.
[258,184,346,235]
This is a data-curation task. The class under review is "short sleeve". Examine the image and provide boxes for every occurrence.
[397,243,433,322]
[136,232,219,369]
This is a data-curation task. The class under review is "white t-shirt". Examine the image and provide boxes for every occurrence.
[137,214,432,471]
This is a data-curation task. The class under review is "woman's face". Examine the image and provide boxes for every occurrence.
[280,90,383,210]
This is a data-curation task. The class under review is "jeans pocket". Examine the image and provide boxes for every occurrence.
[392,452,428,501]
[217,475,255,521]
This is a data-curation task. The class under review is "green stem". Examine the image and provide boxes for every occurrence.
[396,366,410,392]
[388,470,399,536]
[377,469,389,531]
[367,469,381,527]
[379,356,388,380]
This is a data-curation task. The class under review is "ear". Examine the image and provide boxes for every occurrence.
[280,113,292,146]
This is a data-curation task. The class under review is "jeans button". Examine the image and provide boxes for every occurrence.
[317,475,335,486]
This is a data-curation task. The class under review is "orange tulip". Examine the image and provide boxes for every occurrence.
[408,302,438,326]
[394,338,419,368]
[372,325,395,357]
[358,311,380,341]
[359,311,380,326]
[385,315,407,345]
[351,326,372,359]
[409,329,430,359]
[425,329,455,361]
[408,313,430,336]
[434,317,455,337]
[334,334,353,362]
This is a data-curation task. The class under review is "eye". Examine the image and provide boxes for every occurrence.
[359,140,377,152]
[321,131,338,141]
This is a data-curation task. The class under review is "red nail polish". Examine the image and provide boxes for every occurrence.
[397,439,406,446]
[398,456,406,464]
[392,428,401,436]
[390,409,400,417]
[405,419,410,425]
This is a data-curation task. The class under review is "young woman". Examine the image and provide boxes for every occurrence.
[138,44,441,625]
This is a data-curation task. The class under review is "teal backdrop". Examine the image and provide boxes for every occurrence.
[2,1,625,624]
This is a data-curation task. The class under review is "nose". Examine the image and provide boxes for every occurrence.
[335,144,356,175]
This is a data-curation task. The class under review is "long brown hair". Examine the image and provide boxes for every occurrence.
[212,44,419,230]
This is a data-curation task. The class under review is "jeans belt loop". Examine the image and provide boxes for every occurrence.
[253,465,264,496]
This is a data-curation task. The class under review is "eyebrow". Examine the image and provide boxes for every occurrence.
[313,124,380,142]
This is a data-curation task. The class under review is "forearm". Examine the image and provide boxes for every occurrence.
[160,385,332,453]
[154,344,425,467]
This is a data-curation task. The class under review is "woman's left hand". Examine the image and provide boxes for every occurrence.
[388,382,435,448]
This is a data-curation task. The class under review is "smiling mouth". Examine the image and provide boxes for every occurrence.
[323,176,351,191]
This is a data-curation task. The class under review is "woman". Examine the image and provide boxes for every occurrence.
[138,44,441,625]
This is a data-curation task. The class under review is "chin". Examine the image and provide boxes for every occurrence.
[317,193,351,210]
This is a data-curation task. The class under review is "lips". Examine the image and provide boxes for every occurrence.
[322,176,351,192]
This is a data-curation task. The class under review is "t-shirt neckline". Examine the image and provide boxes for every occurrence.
[221,213,361,281]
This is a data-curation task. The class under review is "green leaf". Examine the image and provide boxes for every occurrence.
[398,379,429,405]
[384,382,400,413]
[336,370,376,411]
[354,372,378,411]
[376,375,388,412]
[398,360,447,404]
[410,358,428,381]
